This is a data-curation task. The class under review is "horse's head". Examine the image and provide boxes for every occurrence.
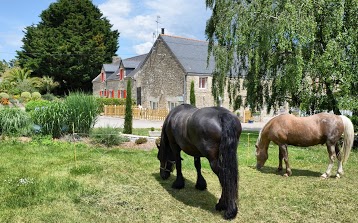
[156,137,175,180]
[255,144,268,169]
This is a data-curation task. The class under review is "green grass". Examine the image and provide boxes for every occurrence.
[0,132,357,222]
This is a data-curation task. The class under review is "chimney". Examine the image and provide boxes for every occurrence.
[161,28,165,35]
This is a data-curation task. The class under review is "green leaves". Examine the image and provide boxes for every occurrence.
[17,0,119,94]
[206,0,357,114]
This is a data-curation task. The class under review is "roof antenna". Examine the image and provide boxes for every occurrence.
[156,15,161,36]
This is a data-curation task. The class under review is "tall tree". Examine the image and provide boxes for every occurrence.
[17,0,119,95]
[123,79,133,134]
[206,0,357,115]
[190,80,196,106]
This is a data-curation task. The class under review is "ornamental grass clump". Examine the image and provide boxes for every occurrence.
[0,107,33,136]
[30,101,68,138]
[65,92,100,134]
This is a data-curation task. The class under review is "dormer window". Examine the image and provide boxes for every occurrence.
[101,72,105,82]
[119,68,124,80]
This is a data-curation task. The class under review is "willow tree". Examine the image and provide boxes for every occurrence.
[206,0,357,115]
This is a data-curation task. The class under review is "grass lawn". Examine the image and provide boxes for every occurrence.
[0,132,357,222]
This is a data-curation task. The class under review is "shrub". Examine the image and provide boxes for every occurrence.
[135,137,148,144]
[21,92,32,101]
[95,98,127,111]
[30,101,68,138]
[350,115,358,133]
[65,92,100,134]
[0,107,33,136]
[31,92,42,100]
[89,127,129,147]
[42,93,57,101]
[0,92,10,99]
[25,100,51,112]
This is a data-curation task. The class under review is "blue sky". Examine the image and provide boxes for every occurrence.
[0,0,212,62]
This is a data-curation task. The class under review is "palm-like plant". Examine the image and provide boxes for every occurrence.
[41,76,59,94]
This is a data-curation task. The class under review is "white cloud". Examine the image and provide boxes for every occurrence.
[134,41,153,55]
[98,0,211,57]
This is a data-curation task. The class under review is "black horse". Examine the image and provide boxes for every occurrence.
[156,104,242,219]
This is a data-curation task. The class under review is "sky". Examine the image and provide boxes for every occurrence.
[0,0,212,62]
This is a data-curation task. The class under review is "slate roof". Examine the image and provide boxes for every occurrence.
[161,35,215,75]
[123,54,147,68]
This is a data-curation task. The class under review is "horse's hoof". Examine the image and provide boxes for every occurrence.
[215,201,226,211]
[172,179,185,189]
[195,183,207,190]
[283,173,289,177]
[224,207,238,220]
[336,173,343,179]
[320,173,329,179]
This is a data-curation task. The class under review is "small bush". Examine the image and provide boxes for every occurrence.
[25,100,51,112]
[31,92,42,100]
[0,107,33,136]
[90,127,129,147]
[42,93,57,101]
[155,137,161,146]
[135,137,148,144]
[21,92,32,101]
[0,92,10,99]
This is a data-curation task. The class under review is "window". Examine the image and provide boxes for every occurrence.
[199,77,208,89]
[168,101,179,111]
[119,69,124,80]
[150,101,158,110]
[108,90,114,98]
[118,90,127,98]
[101,72,105,82]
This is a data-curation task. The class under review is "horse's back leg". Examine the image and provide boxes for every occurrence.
[209,159,226,210]
[321,144,336,179]
[279,144,292,176]
[194,157,207,190]
[335,143,344,178]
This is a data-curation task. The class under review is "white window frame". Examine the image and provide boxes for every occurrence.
[199,77,208,89]
[150,101,158,110]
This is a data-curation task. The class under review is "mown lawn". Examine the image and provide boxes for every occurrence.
[0,132,357,222]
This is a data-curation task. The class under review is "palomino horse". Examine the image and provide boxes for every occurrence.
[156,104,242,219]
[255,113,354,178]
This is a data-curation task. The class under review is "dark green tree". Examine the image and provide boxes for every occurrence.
[190,80,196,106]
[123,79,133,134]
[206,0,357,115]
[17,0,119,95]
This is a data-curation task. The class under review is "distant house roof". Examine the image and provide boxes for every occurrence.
[160,35,215,75]
[123,54,147,68]
[93,54,147,82]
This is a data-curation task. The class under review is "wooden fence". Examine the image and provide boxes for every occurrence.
[103,105,169,121]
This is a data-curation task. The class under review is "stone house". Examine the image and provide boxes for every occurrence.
[127,33,246,111]
[92,54,147,98]
[92,33,259,121]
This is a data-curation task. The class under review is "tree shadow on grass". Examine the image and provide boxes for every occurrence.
[152,173,220,214]
[253,166,322,177]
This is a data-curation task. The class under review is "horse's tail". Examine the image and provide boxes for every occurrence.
[218,113,241,218]
[339,115,354,163]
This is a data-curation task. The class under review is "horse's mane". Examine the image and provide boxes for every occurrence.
[256,113,286,145]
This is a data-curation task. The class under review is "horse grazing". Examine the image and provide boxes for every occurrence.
[156,104,242,219]
[255,113,354,178]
